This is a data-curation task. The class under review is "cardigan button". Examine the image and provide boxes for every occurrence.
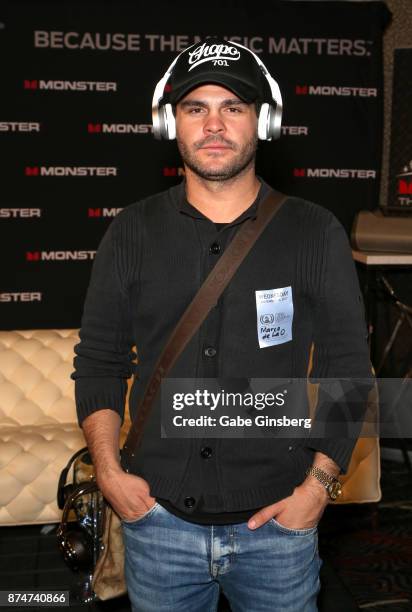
[184,496,196,508]
[200,446,212,459]
[204,346,217,358]
[209,242,221,255]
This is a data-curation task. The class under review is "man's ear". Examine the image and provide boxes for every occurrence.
[254,101,262,117]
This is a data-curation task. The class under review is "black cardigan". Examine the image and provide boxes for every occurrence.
[72,179,373,523]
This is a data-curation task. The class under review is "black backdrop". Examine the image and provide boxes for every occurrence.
[0,0,391,329]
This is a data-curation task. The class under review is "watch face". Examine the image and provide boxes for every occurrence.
[328,481,342,501]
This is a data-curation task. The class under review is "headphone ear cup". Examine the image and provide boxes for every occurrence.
[258,103,281,141]
[257,103,271,140]
[267,105,281,141]
[59,526,94,572]
[161,103,176,140]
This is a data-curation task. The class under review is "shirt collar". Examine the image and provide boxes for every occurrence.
[173,177,271,226]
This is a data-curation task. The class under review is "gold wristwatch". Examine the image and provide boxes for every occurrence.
[306,466,342,501]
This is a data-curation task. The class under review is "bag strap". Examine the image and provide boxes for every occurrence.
[121,188,288,465]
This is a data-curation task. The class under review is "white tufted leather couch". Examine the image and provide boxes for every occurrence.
[0,330,87,526]
[0,329,134,527]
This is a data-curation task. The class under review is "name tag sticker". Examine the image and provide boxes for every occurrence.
[255,286,294,348]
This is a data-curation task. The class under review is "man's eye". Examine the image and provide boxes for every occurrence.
[226,107,242,113]
[189,107,204,114]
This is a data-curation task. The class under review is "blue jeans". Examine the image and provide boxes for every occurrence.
[122,502,322,612]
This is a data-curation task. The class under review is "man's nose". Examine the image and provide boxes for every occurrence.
[203,112,225,134]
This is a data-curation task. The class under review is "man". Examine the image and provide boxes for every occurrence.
[72,38,373,611]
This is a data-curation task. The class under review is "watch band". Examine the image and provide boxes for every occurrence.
[306,466,342,501]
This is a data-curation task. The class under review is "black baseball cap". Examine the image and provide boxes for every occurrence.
[165,38,271,105]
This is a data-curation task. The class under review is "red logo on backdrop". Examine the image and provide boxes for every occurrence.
[24,79,117,92]
[24,166,117,176]
[25,167,39,176]
[295,84,377,98]
[26,252,40,261]
[397,162,412,194]
[293,168,376,179]
[295,85,308,95]
[26,250,96,261]
[24,80,38,89]
[398,179,412,194]
[87,123,152,134]
[88,207,123,217]
[163,167,185,177]
[88,123,101,133]
[293,168,306,177]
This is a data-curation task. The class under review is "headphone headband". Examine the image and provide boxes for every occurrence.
[57,446,88,509]
[152,39,282,141]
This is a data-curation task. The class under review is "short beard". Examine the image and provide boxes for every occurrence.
[176,134,258,182]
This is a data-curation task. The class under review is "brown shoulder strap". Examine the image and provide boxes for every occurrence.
[122,189,288,463]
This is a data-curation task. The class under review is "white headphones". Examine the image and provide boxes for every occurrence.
[152,40,283,142]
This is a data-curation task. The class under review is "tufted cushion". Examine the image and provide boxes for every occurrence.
[0,331,83,524]
[0,330,131,526]
[0,330,79,428]
[0,425,86,525]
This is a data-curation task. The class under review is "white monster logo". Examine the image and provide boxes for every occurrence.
[188,43,241,71]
